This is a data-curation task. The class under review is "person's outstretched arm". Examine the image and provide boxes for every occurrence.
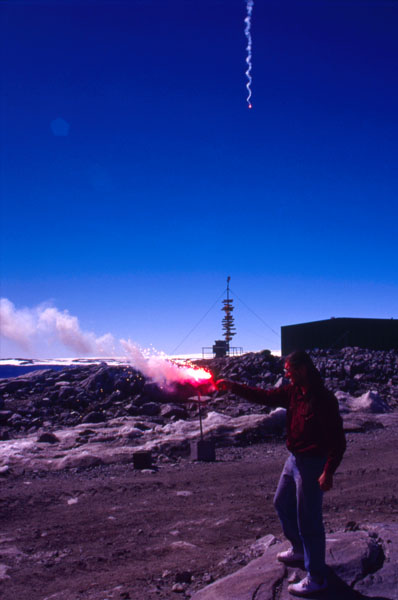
[216,379,290,408]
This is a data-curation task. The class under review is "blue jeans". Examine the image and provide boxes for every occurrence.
[273,453,327,580]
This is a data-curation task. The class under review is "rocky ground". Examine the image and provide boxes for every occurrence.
[1,347,397,441]
[0,347,397,599]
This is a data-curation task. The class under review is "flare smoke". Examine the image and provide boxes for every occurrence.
[0,298,115,355]
[1,298,213,390]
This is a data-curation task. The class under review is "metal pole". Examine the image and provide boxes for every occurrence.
[198,390,204,441]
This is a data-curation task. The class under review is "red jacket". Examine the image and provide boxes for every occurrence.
[230,381,346,477]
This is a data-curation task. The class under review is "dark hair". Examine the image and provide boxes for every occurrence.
[285,350,323,388]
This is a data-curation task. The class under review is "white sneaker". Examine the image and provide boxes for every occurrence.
[276,547,305,564]
[288,575,328,596]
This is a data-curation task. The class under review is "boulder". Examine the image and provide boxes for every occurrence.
[56,453,105,470]
[192,526,398,600]
[0,411,13,425]
[336,390,390,414]
[82,411,105,424]
[0,465,11,477]
[37,432,60,444]
[160,403,188,420]
[140,402,161,417]
[354,523,398,599]
[0,429,10,441]
[80,367,117,395]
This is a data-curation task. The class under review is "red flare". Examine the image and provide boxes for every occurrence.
[180,365,215,394]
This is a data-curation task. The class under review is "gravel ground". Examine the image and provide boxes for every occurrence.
[1,421,398,600]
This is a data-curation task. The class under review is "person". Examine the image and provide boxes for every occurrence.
[216,350,346,597]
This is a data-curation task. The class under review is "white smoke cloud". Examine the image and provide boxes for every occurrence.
[121,338,181,385]
[1,299,213,390]
[0,298,36,349]
[0,298,115,356]
[121,338,213,390]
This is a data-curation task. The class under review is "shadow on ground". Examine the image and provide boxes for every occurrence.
[305,568,390,600]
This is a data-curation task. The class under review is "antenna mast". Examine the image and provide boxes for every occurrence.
[222,276,236,347]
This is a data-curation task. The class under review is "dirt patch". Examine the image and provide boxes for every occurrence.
[1,424,398,600]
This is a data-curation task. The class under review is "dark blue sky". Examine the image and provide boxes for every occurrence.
[1,0,397,357]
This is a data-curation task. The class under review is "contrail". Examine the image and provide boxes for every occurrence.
[244,0,254,109]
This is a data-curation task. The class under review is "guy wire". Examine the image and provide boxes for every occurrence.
[171,288,227,355]
[229,287,279,337]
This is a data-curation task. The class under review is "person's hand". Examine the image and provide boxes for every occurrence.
[215,379,234,392]
[318,471,333,492]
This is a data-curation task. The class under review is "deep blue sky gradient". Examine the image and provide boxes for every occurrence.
[1,0,397,357]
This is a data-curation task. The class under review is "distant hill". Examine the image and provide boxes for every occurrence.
[0,357,127,379]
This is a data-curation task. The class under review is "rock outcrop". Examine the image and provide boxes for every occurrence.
[0,408,288,473]
[1,348,397,439]
[191,524,398,600]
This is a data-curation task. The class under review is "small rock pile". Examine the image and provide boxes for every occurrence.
[200,349,281,388]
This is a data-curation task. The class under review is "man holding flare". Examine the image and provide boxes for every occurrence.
[216,350,346,597]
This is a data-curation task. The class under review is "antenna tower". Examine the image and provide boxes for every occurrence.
[222,276,236,346]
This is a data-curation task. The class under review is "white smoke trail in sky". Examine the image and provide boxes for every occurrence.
[1,298,212,389]
[0,298,115,355]
[244,0,254,108]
